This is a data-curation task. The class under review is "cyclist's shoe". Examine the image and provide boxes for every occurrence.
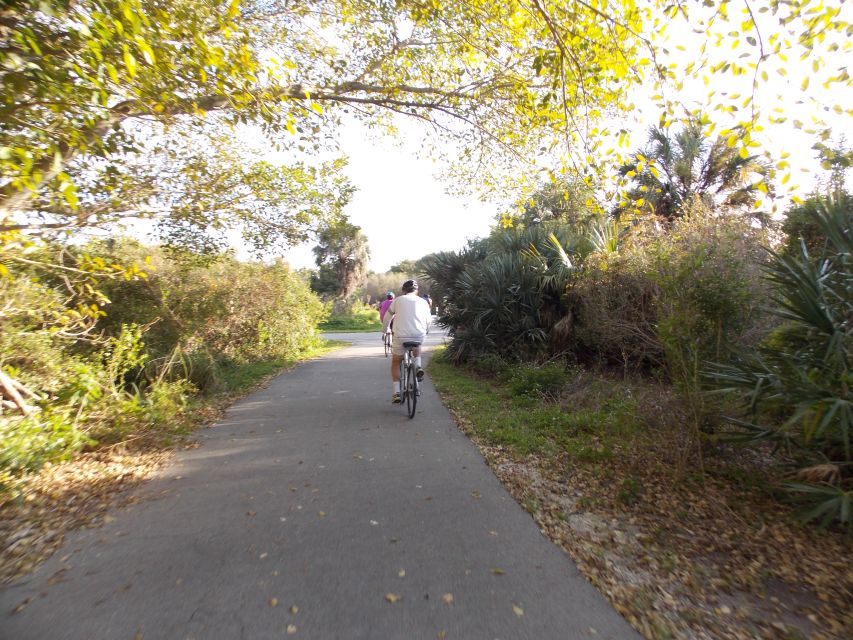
[416,368,425,382]
[392,392,401,404]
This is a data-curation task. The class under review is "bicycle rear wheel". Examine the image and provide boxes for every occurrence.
[406,361,417,419]
[399,358,407,406]
[384,334,390,357]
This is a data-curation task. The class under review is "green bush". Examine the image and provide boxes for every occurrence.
[568,249,662,369]
[508,363,570,399]
[651,200,769,367]
[780,192,852,259]
[470,353,511,378]
[567,205,770,378]
[319,301,381,331]
[1,235,328,487]
[171,346,226,394]
[421,224,586,363]
[0,411,93,477]
[425,208,768,375]
[94,241,327,385]
[708,195,852,528]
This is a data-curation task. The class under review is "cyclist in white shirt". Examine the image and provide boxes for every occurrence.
[381,279,432,404]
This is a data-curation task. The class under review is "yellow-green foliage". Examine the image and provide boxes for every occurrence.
[0,235,327,486]
[93,240,327,380]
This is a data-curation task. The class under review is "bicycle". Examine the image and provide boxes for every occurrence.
[399,340,421,419]
[383,330,392,357]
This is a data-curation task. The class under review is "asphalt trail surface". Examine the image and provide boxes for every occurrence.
[0,332,638,640]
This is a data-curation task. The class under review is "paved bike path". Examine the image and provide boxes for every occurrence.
[1,333,638,639]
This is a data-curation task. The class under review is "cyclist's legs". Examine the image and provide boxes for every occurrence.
[391,337,422,387]
[390,335,405,389]
[391,354,403,384]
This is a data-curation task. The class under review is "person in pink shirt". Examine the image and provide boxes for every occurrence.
[379,292,395,322]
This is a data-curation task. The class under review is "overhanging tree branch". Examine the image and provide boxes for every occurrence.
[1,79,518,220]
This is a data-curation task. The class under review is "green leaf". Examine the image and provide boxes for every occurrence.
[137,39,156,65]
[122,45,137,78]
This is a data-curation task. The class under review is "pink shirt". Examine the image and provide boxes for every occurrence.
[379,298,394,322]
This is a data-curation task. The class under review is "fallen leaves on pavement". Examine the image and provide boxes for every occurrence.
[1,450,171,584]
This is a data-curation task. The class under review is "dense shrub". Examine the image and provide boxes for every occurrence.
[651,200,771,366]
[508,363,570,399]
[428,203,769,380]
[94,240,327,390]
[568,249,662,369]
[780,192,852,259]
[318,301,381,331]
[0,235,327,488]
[708,195,852,527]
[421,223,587,363]
[470,353,512,378]
[566,204,771,376]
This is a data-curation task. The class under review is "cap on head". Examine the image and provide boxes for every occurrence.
[385,291,395,299]
[401,279,418,293]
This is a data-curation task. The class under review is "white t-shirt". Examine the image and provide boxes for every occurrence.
[382,293,431,339]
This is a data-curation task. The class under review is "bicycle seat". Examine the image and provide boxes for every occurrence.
[402,341,422,348]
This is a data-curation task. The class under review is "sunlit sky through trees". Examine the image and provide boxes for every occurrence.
[115,1,851,274]
[276,117,497,273]
[277,1,852,273]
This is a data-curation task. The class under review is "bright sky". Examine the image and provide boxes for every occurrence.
[278,118,497,273]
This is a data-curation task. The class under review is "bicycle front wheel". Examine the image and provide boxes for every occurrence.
[406,363,417,419]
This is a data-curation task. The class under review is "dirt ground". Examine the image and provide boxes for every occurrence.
[455,420,852,640]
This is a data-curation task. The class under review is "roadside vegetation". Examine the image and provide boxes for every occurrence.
[423,131,852,637]
[318,302,382,332]
[423,133,852,530]
[0,236,341,580]
[429,350,851,638]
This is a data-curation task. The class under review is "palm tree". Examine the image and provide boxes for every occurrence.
[707,194,852,528]
[506,178,599,229]
[420,223,587,363]
[619,119,773,222]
